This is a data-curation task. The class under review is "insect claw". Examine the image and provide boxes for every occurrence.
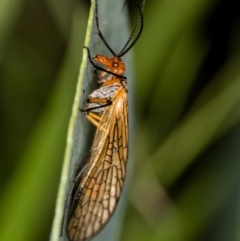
[79,107,86,113]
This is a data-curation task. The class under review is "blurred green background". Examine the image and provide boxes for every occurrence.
[1,0,240,241]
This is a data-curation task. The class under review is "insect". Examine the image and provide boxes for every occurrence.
[62,0,144,240]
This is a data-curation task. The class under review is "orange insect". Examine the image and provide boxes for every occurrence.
[62,0,144,240]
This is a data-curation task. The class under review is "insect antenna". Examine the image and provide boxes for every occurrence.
[94,0,117,56]
[118,1,145,57]
[94,0,145,58]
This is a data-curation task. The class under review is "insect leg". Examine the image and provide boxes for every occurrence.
[80,97,112,129]
[60,163,89,236]
[83,112,101,129]
[80,96,112,114]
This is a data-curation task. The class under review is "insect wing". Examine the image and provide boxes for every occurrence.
[67,90,128,241]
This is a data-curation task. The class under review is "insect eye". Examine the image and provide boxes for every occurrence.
[112,61,119,67]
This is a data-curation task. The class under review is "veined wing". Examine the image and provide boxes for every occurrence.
[67,88,128,241]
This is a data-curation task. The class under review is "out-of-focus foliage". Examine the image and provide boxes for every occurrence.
[0,0,240,241]
[0,0,89,240]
